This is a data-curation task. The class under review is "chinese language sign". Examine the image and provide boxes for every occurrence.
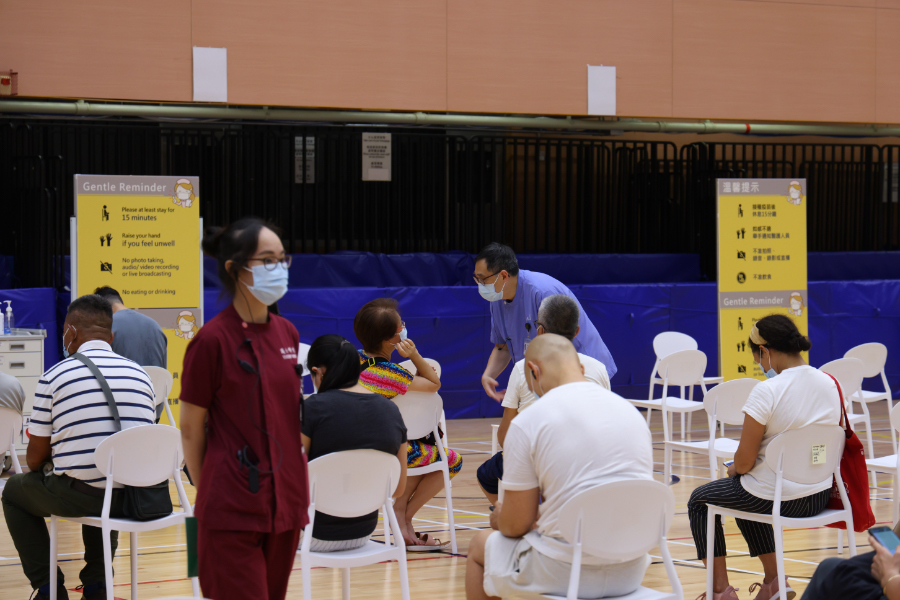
[717,179,808,381]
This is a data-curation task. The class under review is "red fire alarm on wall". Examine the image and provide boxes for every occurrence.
[0,70,18,96]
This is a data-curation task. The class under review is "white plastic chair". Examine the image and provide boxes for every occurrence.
[533,480,682,600]
[143,366,176,426]
[845,343,895,446]
[301,449,410,600]
[398,358,448,448]
[49,425,200,600]
[820,358,874,483]
[864,402,900,528]
[663,378,759,483]
[391,390,458,554]
[491,423,501,455]
[648,333,724,432]
[0,407,22,476]
[630,350,709,447]
[705,425,853,600]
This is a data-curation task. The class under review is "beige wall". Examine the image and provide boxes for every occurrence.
[3,0,900,123]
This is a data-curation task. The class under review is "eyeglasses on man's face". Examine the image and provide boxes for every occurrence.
[473,271,502,286]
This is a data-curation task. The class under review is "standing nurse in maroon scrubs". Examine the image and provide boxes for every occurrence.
[179,218,308,600]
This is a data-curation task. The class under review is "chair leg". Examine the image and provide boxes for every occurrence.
[837,529,844,555]
[687,412,693,439]
[9,442,20,474]
[302,562,312,600]
[191,577,201,598]
[706,508,716,600]
[664,444,672,485]
[646,407,652,427]
[50,517,58,600]
[397,552,411,600]
[774,521,787,600]
[680,412,686,441]
[442,466,458,555]
[894,477,900,528]
[720,421,725,438]
[130,531,138,600]
[103,526,115,600]
[342,568,350,600]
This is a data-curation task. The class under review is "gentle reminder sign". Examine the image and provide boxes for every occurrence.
[812,444,826,465]
[717,179,808,381]
[74,175,203,427]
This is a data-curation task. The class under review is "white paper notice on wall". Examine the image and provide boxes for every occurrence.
[362,132,392,182]
[587,65,616,116]
[193,47,228,102]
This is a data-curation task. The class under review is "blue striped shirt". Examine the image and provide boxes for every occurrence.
[30,340,155,487]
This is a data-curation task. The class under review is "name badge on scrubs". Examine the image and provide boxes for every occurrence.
[811,444,826,465]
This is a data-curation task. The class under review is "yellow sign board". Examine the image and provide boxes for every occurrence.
[717,178,808,381]
[74,175,202,425]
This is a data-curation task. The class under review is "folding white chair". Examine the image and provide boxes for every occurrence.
[845,343,895,446]
[49,425,200,600]
[0,407,22,477]
[663,378,759,483]
[143,366,176,426]
[391,390,458,554]
[705,425,854,600]
[820,358,874,484]
[648,332,724,434]
[530,480,682,600]
[864,402,900,528]
[301,449,410,600]
[630,350,709,448]
[491,423,501,455]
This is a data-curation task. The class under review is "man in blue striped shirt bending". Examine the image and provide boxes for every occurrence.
[1,294,155,600]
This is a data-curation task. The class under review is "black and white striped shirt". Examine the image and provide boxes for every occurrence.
[30,340,156,487]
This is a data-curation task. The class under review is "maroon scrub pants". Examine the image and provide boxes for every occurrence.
[198,526,302,600]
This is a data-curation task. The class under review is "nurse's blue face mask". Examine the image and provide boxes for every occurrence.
[475,272,507,302]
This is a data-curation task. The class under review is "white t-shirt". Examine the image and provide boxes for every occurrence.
[740,365,841,501]
[502,381,654,564]
[502,354,610,412]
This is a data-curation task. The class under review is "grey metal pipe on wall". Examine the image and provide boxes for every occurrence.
[3,98,900,136]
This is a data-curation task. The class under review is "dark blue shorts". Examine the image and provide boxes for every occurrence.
[476,452,504,495]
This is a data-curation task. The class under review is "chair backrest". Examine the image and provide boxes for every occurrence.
[819,358,865,399]
[94,425,183,486]
[889,402,900,437]
[307,449,400,517]
[397,357,442,379]
[297,343,311,377]
[765,425,845,485]
[143,366,173,408]
[653,332,698,359]
[556,479,675,562]
[657,349,707,387]
[392,391,443,440]
[0,407,22,444]
[844,343,888,379]
[702,378,759,426]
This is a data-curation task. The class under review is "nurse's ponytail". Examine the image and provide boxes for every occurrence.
[307,335,361,393]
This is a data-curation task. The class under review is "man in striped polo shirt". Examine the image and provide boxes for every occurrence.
[1,295,155,600]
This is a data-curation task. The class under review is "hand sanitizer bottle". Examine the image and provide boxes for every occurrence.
[3,301,12,335]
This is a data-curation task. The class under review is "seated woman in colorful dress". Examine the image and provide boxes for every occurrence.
[353,298,462,552]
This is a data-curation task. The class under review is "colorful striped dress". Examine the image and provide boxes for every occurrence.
[358,351,462,478]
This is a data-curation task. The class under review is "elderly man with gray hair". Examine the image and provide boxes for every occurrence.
[476,294,611,505]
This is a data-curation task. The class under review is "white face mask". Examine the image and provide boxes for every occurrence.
[399,327,408,342]
[62,324,76,358]
[791,300,801,311]
[758,347,777,379]
[178,320,193,332]
[176,188,191,200]
[790,188,801,199]
[242,263,289,305]
[478,276,506,302]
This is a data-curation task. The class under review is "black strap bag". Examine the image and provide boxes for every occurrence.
[71,353,173,521]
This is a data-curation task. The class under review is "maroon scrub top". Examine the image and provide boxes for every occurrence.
[181,304,309,533]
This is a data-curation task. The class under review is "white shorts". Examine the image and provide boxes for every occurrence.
[483,532,649,600]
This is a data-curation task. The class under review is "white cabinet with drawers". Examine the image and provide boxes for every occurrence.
[0,329,47,453]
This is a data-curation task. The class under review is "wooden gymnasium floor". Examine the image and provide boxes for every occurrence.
[0,403,894,599]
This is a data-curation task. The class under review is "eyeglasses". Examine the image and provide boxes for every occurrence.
[396,321,406,331]
[248,255,292,271]
[473,271,501,286]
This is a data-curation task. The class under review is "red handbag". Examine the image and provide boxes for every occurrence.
[824,373,876,532]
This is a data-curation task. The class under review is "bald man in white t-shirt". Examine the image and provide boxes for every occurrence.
[465,335,653,600]
[476,295,610,505]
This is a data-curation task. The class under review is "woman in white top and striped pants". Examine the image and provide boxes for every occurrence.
[687,315,840,600]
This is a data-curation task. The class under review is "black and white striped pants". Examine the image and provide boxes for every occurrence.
[688,475,831,559]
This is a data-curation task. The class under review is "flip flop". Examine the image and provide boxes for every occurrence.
[405,532,451,553]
